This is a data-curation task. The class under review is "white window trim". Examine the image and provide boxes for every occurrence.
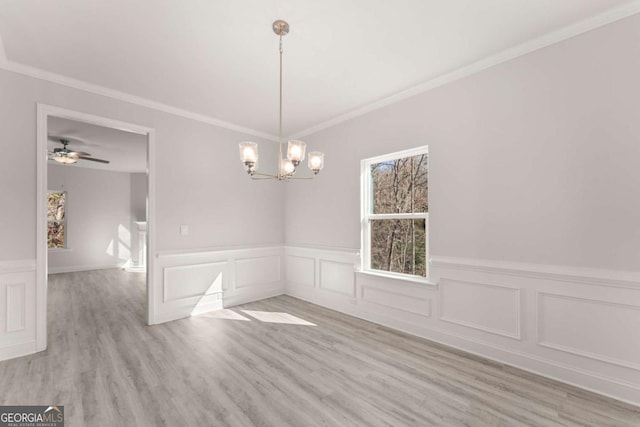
[360,145,429,280]
[47,190,68,250]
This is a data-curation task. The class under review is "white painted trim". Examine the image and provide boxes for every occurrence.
[37,104,158,353]
[47,263,127,275]
[360,146,429,278]
[318,259,357,298]
[536,291,640,372]
[284,245,359,258]
[146,128,157,325]
[154,246,285,323]
[6,283,26,332]
[162,261,227,303]
[439,278,522,340]
[431,256,640,289]
[357,270,434,286]
[0,340,38,362]
[157,244,284,258]
[36,105,47,352]
[47,248,73,254]
[0,61,278,142]
[0,259,36,274]
[286,245,640,406]
[360,284,432,317]
[362,145,430,165]
[288,1,640,139]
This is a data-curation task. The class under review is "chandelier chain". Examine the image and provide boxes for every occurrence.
[278,35,283,178]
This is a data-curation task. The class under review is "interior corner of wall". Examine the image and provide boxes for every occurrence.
[0,33,7,65]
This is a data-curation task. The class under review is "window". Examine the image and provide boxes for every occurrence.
[361,147,428,278]
[48,191,67,249]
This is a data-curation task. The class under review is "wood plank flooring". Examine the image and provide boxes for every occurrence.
[1,269,639,426]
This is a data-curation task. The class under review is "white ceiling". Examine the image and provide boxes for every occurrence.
[48,117,147,173]
[1,1,638,137]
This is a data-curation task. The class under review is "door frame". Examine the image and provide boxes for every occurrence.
[36,104,157,352]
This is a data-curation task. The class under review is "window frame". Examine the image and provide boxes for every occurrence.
[47,190,68,250]
[360,146,429,281]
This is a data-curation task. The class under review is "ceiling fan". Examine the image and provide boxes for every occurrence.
[48,137,110,165]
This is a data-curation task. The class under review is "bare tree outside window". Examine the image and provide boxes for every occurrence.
[48,191,66,249]
[364,150,428,277]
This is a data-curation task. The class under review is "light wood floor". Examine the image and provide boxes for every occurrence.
[1,269,639,426]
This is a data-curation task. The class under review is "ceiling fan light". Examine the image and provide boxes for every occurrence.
[53,155,78,164]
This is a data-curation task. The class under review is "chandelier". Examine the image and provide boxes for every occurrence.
[239,20,324,180]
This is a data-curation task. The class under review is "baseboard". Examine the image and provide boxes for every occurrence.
[48,262,127,274]
[0,340,38,362]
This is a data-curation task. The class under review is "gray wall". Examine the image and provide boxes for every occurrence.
[0,69,284,261]
[47,165,132,272]
[285,13,640,272]
[130,173,147,222]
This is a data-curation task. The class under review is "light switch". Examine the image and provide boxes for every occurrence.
[180,224,189,236]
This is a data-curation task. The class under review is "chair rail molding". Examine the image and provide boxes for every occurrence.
[430,256,640,289]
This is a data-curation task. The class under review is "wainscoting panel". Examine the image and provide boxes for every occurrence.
[6,283,26,332]
[163,262,227,303]
[319,260,356,297]
[285,246,360,306]
[154,246,285,324]
[286,255,315,288]
[439,279,521,339]
[537,292,640,371]
[361,284,431,317]
[236,256,281,289]
[0,260,37,361]
[285,248,640,406]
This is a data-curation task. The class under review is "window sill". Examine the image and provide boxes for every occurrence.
[357,270,437,287]
[48,248,73,253]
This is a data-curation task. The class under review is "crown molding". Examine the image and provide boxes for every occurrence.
[1,2,639,143]
[288,1,640,139]
[0,58,278,142]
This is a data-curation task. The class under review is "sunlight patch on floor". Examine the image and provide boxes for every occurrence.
[201,309,251,321]
[241,310,316,326]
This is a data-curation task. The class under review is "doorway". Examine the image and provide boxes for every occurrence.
[36,105,156,352]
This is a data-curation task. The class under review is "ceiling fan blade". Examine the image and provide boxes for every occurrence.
[77,155,110,164]
[68,150,91,156]
[49,135,85,144]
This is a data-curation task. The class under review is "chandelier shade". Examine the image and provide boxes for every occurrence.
[308,152,324,174]
[287,140,306,165]
[238,20,324,181]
